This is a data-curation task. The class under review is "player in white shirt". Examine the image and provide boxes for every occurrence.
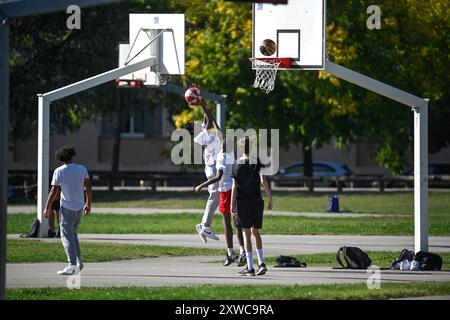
[43,146,92,275]
[185,85,221,243]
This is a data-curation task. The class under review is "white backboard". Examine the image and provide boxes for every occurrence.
[252,0,326,70]
[119,13,185,86]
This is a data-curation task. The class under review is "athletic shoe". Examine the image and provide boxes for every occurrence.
[238,267,255,276]
[77,261,84,272]
[196,224,207,244]
[237,253,247,267]
[57,265,77,275]
[223,254,237,266]
[256,263,267,276]
[201,226,220,241]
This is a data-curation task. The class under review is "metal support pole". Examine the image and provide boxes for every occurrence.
[325,60,429,252]
[414,102,428,252]
[0,16,9,301]
[37,96,50,238]
[216,97,226,131]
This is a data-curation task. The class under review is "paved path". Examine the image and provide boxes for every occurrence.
[7,206,407,218]
[8,234,450,256]
[7,255,450,288]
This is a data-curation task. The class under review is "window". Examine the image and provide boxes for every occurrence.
[313,164,335,173]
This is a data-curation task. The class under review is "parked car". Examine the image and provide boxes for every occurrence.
[274,161,353,187]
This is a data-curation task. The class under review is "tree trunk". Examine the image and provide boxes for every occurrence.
[302,143,313,190]
[109,93,125,191]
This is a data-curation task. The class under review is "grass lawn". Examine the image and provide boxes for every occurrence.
[7,282,450,300]
[7,239,450,270]
[7,239,223,263]
[10,190,450,215]
[8,212,450,236]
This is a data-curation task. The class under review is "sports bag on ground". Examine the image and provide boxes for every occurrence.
[336,246,372,269]
[414,251,443,271]
[391,248,415,269]
[19,218,40,238]
[274,255,307,268]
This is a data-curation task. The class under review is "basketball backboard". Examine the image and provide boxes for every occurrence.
[118,13,185,86]
[252,0,326,70]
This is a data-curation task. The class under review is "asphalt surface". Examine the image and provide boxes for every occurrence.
[7,255,450,289]
[7,234,450,289]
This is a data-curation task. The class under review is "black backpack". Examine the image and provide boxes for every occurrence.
[414,251,443,271]
[391,248,415,269]
[274,255,307,268]
[336,246,372,269]
[20,218,40,238]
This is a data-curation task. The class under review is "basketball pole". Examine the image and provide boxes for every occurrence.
[36,57,156,237]
[325,60,429,253]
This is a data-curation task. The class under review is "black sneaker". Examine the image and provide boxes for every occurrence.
[256,263,267,276]
[237,253,247,267]
[238,267,255,276]
[223,254,237,266]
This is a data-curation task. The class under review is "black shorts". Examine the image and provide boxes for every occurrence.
[236,198,264,229]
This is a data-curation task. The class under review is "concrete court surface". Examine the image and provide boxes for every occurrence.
[7,255,450,289]
[6,234,450,289]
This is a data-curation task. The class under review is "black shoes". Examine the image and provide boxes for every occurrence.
[256,263,267,276]
[223,254,237,266]
[238,267,255,276]
[237,253,247,267]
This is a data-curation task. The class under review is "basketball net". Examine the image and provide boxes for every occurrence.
[252,59,281,93]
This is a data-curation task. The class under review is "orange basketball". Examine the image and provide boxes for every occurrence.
[259,39,277,56]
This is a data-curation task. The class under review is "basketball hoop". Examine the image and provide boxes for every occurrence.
[115,79,144,88]
[250,57,291,93]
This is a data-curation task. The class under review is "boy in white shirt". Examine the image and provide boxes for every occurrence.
[43,146,92,275]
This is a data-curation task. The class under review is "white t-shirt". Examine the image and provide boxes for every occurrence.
[193,126,221,176]
[216,151,234,192]
[51,163,89,211]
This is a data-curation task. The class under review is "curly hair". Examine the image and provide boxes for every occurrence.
[55,146,76,163]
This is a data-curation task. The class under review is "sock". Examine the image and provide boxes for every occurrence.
[239,246,245,255]
[227,248,235,257]
[246,252,254,270]
[257,248,264,265]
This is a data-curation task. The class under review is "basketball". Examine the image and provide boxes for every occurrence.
[184,87,202,105]
[259,39,277,56]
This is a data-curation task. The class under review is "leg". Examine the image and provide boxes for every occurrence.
[59,207,78,266]
[252,227,263,250]
[222,214,233,250]
[73,210,83,264]
[242,228,254,271]
[201,190,219,227]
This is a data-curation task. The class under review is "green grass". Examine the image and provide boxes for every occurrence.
[7,239,449,270]
[10,190,450,216]
[7,282,450,300]
[8,212,450,236]
[7,239,223,263]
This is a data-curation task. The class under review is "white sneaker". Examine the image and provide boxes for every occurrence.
[57,265,78,275]
[77,261,84,272]
[201,226,219,241]
[196,224,207,244]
